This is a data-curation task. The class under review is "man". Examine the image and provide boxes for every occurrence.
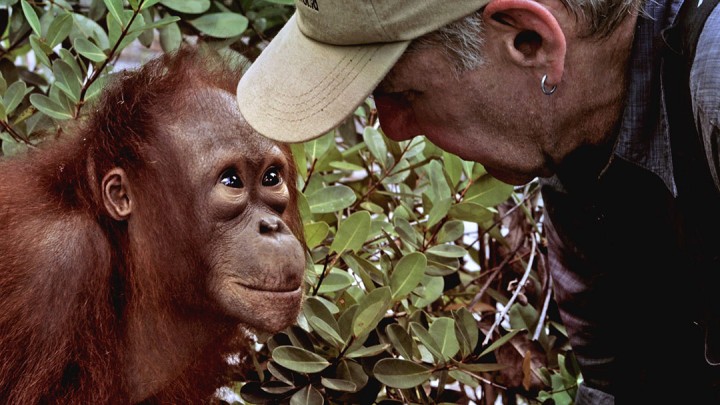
[236,0,720,403]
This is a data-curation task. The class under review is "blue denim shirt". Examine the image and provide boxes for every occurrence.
[540,1,720,403]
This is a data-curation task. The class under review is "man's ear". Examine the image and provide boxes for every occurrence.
[102,168,133,221]
[484,0,566,87]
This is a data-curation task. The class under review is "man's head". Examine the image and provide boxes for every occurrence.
[236,0,644,184]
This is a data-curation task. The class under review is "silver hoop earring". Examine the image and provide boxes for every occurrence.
[541,74,557,96]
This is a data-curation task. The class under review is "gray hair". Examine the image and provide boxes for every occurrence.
[410,1,647,75]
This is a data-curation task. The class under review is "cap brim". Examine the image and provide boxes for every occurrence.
[237,13,410,143]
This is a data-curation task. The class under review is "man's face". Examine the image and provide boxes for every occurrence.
[372,41,555,185]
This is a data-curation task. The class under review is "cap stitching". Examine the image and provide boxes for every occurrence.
[270,47,374,108]
[260,48,379,122]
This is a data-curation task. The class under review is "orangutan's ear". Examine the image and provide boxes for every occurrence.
[102,168,133,221]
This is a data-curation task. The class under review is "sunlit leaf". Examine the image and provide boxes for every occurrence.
[429,317,460,359]
[448,202,494,224]
[103,0,125,25]
[317,269,354,294]
[29,94,72,120]
[189,12,248,38]
[373,359,432,389]
[272,346,330,374]
[160,0,210,13]
[437,220,465,243]
[306,184,356,214]
[304,221,329,248]
[330,211,370,254]
[45,13,74,48]
[352,286,391,338]
[3,81,27,116]
[390,252,426,300]
[464,175,514,207]
[321,377,357,392]
[426,244,468,259]
[74,37,107,62]
[21,0,40,36]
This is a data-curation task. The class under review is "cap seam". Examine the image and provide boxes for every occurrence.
[369,0,392,42]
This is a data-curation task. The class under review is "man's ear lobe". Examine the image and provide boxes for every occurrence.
[483,0,566,86]
[102,168,133,221]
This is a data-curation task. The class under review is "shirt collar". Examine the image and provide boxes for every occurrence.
[612,0,683,196]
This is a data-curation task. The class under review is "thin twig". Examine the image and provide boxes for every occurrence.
[483,235,537,345]
[469,242,524,309]
[532,250,552,341]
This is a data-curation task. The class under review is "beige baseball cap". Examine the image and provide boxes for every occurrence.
[236,0,489,143]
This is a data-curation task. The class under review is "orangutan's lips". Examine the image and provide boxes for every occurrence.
[234,281,302,294]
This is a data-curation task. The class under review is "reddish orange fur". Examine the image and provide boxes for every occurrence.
[0,46,301,404]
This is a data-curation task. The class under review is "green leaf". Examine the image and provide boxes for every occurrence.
[363,126,388,167]
[336,359,368,392]
[0,103,6,121]
[345,343,390,358]
[74,37,107,62]
[304,297,343,346]
[479,329,522,357]
[373,359,432,389]
[45,13,74,48]
[129,15,180,33]
[352,286,391,338]
[412,276,444,308]
[317,269,354,294]
[390,252,426,300]
[330,211,370,254]
[107,10,145,51]
[140,0,162,10]
[290,385,324,405]
[457,362,507,373]
[448,202,494,224]
[272,346,331,374]
[449,369,479,388]
[159,0,210,13]
[306,185,356,214]
[21,0,40,36]
[29,93,73,120]
[103,0,125,25]
[453,308,479,358]
[85,75,107,102]
[304,221,329,248]
[426,159,452,201]
[189,12,248,38]
[159,20,182,53]
[464,175,514,207]
[427,197,452,229]
[29,35,52,68]
[52,60,81,103]
[409,322,443,362]
[309,316,344,347]
[321,377,357,392]
[437,220,465,243]
[3,81,27,116]
[386,323,418,361]
[426,244,468,259]
[429,318,460,359]
[70,13,110,50]
[443,152,464,187]
[264,0,294,4]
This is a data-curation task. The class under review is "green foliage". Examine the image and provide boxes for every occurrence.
[1,1,580,403]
